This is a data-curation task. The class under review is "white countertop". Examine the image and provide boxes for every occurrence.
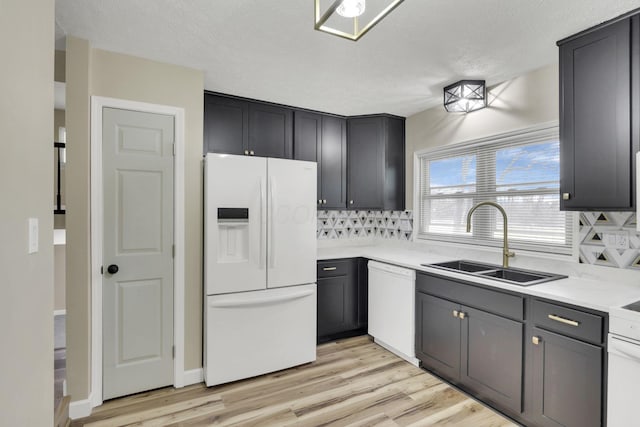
[318,242,640,314]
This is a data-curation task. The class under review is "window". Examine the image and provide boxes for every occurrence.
[417,124,573,255]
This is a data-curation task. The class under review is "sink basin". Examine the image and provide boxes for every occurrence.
[422,260,566,286]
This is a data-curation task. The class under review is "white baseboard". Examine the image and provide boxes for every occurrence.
[54,309,67,316]
[182,368,204,386]
[69,394,93,419]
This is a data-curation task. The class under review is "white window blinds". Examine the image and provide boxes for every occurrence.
[417,124,573,255]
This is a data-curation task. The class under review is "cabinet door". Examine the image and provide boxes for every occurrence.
[321,116,347,209]
[203,95,248,155]
[560,17,635,210]
[357,257,368,329]
[530,327,602,427]
[294,111,321,204]
[249,103,293,159]
[347,117,384,209]
[384,117,405,211]
[460,306,523,414]
[317,274,358,337]
[415,292,461,381]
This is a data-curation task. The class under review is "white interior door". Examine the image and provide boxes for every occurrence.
[102,107,174,400]
[267,158,316,288]
[205,154,267,295]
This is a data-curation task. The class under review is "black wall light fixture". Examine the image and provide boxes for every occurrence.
[443,80,487,113]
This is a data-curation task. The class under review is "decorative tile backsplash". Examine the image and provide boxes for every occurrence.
[579,212,640,270]
[317,210,413,240]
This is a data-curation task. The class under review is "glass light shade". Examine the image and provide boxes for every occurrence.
[444,80,487,113]
[336,0,366,18]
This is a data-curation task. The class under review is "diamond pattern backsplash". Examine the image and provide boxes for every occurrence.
[579,212,640,270]
[317,210,413,240]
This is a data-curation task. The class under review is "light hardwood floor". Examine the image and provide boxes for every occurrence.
[71,336,516,426]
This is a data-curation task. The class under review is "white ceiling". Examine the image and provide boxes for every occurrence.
[55,0,640,117]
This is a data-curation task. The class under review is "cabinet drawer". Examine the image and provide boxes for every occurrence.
[531,299,604,344]
[416,273,523,320]
[317,259,353,278]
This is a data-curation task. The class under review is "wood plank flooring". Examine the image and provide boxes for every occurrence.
[71,336,516,426]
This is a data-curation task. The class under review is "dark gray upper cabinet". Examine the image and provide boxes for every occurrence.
[294,112,347,209]
[558,15,639,210]
[529,327,602,427]
[248,103,293,159]
[203,93,293,159]
[347,116,405,210]
[203,95,248,155]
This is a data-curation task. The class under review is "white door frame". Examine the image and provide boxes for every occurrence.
[90,96,186,408]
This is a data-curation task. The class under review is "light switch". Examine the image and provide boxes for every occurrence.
[28,218,38,254]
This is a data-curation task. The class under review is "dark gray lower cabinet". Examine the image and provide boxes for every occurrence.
[416,272,607,427]
[416,292,461,381]
[461,306,523,414]
[415,289,523,415]
[317,258,367,343]
[529,327,602,427]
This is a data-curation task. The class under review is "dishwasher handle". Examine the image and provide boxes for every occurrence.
[368,261,415,278]
[610,335,640,362]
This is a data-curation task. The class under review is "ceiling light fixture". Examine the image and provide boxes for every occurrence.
[336,0,365,18]
[443,80,487,113]
[314,0,404,41]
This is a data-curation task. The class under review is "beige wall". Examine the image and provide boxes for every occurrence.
[55,244,66,311]
[0,0,54,424]
[66,38,204,401]
[405,64,559,209]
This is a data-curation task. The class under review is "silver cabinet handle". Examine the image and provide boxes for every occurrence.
[562,193,571,201]
[349,200,354,204]
[453,310,459,318]
[323,199,327,204]
[244,150,249,155]
[548,314,580,327]
[250,150,255,155]
[458,312,466,320]
[532,336,541,345]
[323,267,337,271]
[318,199,322,204]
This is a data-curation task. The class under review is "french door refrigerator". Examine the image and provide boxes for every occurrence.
[204,153,317,386]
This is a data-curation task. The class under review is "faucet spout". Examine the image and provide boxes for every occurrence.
[466,201,515,268]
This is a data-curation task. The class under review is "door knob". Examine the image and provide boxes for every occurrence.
[349,200,354,205]
[107,264,119,275]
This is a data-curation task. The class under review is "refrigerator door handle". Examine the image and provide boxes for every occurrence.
[208,289,314,309]
[259,178,266,269]
[269,175,276,268]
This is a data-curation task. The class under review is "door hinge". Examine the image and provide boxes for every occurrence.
[173,144,176,156]
[100,266,104,275]
[172,244,175,258]
[172,345,175,359]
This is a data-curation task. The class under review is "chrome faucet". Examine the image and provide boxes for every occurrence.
[466,201,515,268]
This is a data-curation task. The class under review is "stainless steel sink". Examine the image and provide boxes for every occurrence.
[422,260,566,286]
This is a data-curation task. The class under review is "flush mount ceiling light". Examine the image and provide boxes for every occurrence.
[443,80,487,113]
[314,0,404,41]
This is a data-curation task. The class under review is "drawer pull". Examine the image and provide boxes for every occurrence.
[548,314,580,327]
[458,312,467,320]
[322,267,337,271]
[532,336,541,345]
[453,310,459,318]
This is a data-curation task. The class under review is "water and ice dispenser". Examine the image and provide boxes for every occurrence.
[216,208,249,263]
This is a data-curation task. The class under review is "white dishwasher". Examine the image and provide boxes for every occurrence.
[368,260,419,366]
[608,300,640,426]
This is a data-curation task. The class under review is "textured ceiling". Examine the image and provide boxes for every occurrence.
[55,0,640,116]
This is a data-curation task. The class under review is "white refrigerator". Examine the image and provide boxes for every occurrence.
[203,153,317,386]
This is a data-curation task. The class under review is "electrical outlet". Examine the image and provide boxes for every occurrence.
[603,231,629,250]
[28,218,38,254]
